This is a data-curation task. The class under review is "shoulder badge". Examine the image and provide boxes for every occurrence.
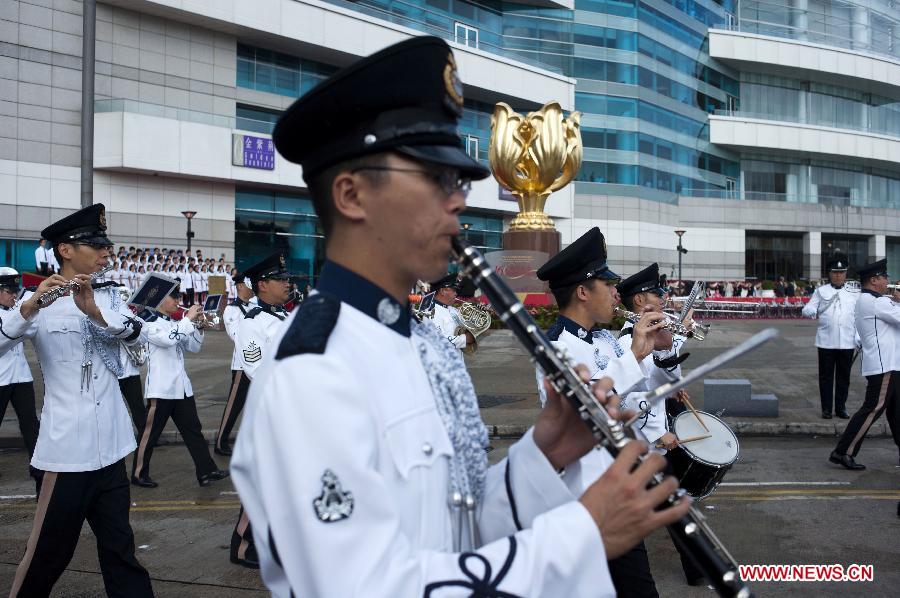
[313,469,354,523]
[275,293,340,360]
[243,341,262,363]
[244,306,263,319]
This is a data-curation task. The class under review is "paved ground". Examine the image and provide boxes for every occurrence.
[0,437,896,597]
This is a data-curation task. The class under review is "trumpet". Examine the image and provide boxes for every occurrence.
[35,262,115,307]
[176,307,221,329]
[614,306,703,339]
[888,284,900,290]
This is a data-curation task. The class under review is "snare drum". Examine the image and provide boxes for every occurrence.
[667,411,739,499]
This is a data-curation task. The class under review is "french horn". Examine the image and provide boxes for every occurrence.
[453,302,492,354]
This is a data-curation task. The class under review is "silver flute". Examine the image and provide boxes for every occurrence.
[614,306,699,339]
[35,262,115,307]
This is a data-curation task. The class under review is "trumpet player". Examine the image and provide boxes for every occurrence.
[535,227,668,597]
[430,272,476,352]
[0,268,42,494]
[830,259,900,470]
[131,282,229,488]
[801,253,858,419]
[230,252,291,569]
[0,204,153,597]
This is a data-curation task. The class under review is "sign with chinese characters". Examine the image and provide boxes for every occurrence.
[232,134,275,170]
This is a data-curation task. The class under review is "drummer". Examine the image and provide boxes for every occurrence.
[616,263,705,588]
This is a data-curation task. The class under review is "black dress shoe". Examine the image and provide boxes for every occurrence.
[131,475,159,488]
[198,469,230,486]
[829,451,865,470]
[230,543,260,569]
[214,445,232,457]
[836,411,850,419]
[822,411,833,419]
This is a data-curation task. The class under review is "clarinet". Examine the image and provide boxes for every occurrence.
[451,238,753,598]
[35,262,115,307]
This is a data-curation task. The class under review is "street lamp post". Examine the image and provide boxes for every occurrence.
[181,211,197,253]
[462,222,471,242]
[675,229,687,287]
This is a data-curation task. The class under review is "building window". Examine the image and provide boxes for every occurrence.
[465,135,480,160]
[455,22,479,48]
[237,44,337,99]
[459,212,503,253]
[235,188,325,285]
[887,239,900,281]
[236,105,282,135]
[0,238,40,275]
[821,235,868,279]
[745,232,804,282]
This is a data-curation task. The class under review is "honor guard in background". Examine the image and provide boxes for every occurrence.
[132,282,229,488]
[536,241,668,597]
[215,271,257,456]
[802,254,859,419]
[830,259,900,470]
[0,204,153,597]
[230,37,690,597]
[0,268,42,493]
[229,252,291,569]
[615,263,704,590]
[430,273,475,351]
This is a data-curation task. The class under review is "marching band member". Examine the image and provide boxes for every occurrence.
[215,270,257,457]
[536,239,668,597]
[0,268,42,493]
[802,253,859,419]
[615,263,704,589]
[830,259,900,470]
[429,272,475,351]
[230,37,690,597]
[229,253,291,569]
[131,282,228,488]
[0,204,153,597]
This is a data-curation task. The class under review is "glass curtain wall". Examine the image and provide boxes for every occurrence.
[459,212,504,252]
[887,239,900,281]
[821,235,868,278]
[0,238,40,275]
[745,232,805,281]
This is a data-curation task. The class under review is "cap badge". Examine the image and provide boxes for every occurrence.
[99,206,107,229]
[279,255,286,269]
[313,469,354,523]
[443,53,464,114]
[376,297,401,326]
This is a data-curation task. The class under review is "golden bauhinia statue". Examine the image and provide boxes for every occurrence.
[489,101,582,231]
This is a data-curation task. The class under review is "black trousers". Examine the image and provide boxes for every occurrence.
[231,506,256,561]
[818,348,854,414]
[608,540,659,597]
[8,459,153,598]
[118,375,147,434]
[216,370,250,452]
[133,396,218,481]
[835,371,900,457]
[0,382,40,477]
[37,263,50,276]
[183,289,195,307]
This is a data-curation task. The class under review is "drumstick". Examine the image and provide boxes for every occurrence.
[678,434,712,444]
[681,394,710,433]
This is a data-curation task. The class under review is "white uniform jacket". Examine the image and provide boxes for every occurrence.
[432,301,467,350]
[801,284,859,349]
[855,289,900,376]
[536,315,647,407]
[0,285,143,472]
[143,312,203,399]
[617,324,686,451]
[231,261,613,598]
[0,305,33,385]
[235,300,287,380]
[224,297,257,371]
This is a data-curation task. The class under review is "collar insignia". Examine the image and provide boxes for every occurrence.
[577,327,588,339]
[313,469,354,523]
[376,297,401,326]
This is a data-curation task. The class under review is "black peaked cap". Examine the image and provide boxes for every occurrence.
[536,227,619,290]
[41,203,112,247]
[826,253,849,272]
[273,36,490,183]
[857,258,888,279]
[617,263,663,297]
[244,253,289,283]
[430,272,459,289]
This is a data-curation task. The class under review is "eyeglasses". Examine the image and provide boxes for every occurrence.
[351,166,472,198]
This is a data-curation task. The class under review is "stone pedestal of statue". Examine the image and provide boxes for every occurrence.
[501,229,561,259]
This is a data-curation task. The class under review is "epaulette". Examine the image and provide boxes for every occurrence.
[143,313,159,323]
[229,298,246,307]
[653,352,690,370]
[91,281,119,290]
[618,327,634,339]
[136,308,155,321]
[244,306,263,319]
[275,293,340,360]
[545,319,564,341]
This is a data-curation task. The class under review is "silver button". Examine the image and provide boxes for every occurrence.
[422,443,433,456]
[93,374,98,379]
[363,134,377,145]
